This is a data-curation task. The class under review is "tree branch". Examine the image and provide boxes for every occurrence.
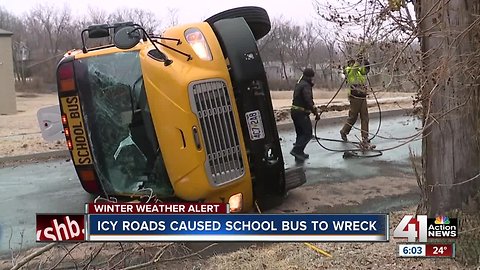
[10,243,57,270]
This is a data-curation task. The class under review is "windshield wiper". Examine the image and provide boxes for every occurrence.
[150,36,182,45]
[129,76,143,115]
[132,26,192,63]
[152,40,192,61]
[130,26,174,66]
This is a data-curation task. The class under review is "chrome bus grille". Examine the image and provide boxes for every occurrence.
[189,79,245,185]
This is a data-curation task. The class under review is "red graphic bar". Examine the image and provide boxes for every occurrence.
[87,203,228,214]
[36,214,85,242]
[425,243,455,257]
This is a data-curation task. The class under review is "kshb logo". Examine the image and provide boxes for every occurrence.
[393,215,458,242]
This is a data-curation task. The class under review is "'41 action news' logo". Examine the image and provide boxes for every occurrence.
[393,215,458,242]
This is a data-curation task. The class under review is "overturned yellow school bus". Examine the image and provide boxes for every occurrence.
[53,7,305,212]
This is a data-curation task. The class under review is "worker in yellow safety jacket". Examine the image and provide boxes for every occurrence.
[340,54,373,148]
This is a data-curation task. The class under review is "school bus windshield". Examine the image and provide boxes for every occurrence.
[73,51,173,197]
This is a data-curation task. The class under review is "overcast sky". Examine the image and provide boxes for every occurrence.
[1,0,326,25]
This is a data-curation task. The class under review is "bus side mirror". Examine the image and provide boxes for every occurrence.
[88,24,110,39]
[114,26,141,50]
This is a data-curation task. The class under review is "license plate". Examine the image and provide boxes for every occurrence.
[245,110,265,141]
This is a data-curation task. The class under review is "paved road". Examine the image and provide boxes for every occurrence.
[0,112,421,253]
[0,160,90,254]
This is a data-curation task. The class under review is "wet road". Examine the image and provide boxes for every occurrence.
[0,112,421,253]
[280,112,422,183]
[0,160,90,254]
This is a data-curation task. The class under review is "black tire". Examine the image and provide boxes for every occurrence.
[205,6,271,40]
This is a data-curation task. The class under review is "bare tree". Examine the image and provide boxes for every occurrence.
[0,7,24,35]
[166,8,179,27]
[26,4,73,56]
[321,0,427,93]
[18,4,75,83]
[75,8,112,49]
[0,7,28,82]
[262,18,293,84]
[417,0,480,215]
[259,18,338,88]
[315,27,337,86]
[87,7,109,25]
[257,21,276,55]
[318,0,480,226]
[282,22,319,72]
[108,8,162,34]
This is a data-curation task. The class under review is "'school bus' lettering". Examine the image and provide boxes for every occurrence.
[61,96,93,165]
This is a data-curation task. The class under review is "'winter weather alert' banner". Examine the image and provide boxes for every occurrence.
[36,203,389,242]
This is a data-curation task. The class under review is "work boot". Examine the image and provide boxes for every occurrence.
[360,140,376,150]
[340,131,348,142]
[290,149,306,161]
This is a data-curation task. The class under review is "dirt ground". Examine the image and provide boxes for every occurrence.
[0,93,65,158]
[270,174,419,213]
[202,207,465,270]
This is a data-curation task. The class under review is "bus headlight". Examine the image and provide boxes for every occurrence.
[185,28,212,61]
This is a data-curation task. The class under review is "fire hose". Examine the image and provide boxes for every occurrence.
[313,77,383,158]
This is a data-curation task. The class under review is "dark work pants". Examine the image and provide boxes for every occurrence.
[291,110,312,154]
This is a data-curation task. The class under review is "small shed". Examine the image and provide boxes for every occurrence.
[0,28,17,115]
